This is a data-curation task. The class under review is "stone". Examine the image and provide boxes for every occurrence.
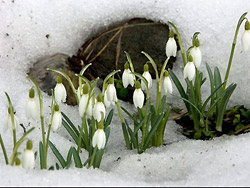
[28,53,78,106]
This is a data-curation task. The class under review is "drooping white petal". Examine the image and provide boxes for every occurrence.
[92,129,106,150]
[79,94,89,118]
[87,97,96,117]
[133,88,144,108]
[77,87,81,101]
[55,83,67,104]
[122,69,130,88]
[93,102,106,122]
[122,69,134,88]
[166,37,177,57]
[22,149,35,169]
[106,83,117,102]
[190,47,202,68]
[4,114,19,132]
[25,98,38,121]
[51,111,62,131]
[104,90,111,108]
[141,71,152,91]
[163,76,173,94]
[184,61,196,81]
[241,30,250,51]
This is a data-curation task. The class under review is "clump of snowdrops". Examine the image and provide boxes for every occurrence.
[167,12,250,139]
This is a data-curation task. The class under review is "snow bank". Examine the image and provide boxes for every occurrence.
[1,0,250,186]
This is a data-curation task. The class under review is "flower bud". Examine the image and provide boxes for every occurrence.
[163,71,173,94]
[166,30,177,57]
[93,95,106,122]
[242,20,250,51]
[92,128,106,150]
[184,56,196,81]
[26,88,39,121]
[51,105,62,131]
[122,63,134,88]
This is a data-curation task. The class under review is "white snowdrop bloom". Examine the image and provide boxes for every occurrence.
[77,87,81,100]
[87,96,96,117]
[79,94,89,118]
[79,85,89,118]
[242,20,250,51]
[141,64,152,91]
[93,95,106,122]
[106,79,117,102]
[54,76,67,104]
[3,108,19,132]
[190,39,202,68]
[133,81,145,109]
[22,140,35,169]
[184,56,196,81]
[166,30,177,57]
[92,128,106,150]
[122,62,134,88]
[25,88,38,121]
[104,90,112,108]
[51,105,62,131]
[163,71,173,94]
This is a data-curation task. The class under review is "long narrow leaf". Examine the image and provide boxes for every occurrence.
[0,134,9,165]
[39,142,44,169]
[71,147,83,168]
[48,141,66,168]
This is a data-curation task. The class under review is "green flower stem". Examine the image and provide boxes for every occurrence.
[115,100,131,150]
[45,90,55,155]
[27,75,47,169]
[168,21,187,66]
[139,87,150,153]
[223,12,248,91]
[4,92,16,148]
[10,127,35,166]
[0,134,9,165]
[88,146,98,169]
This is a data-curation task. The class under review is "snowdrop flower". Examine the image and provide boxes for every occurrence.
[79,84,89,118]
[93,95,106,122]
[54,76,67,104]
[22,140,35,169]
[122,62,134,88]
[87,96,96,117]
[141,64,152,91]
[190,38,202,68]
[3,107,19,132]
[166,30,177,57]
[184,55,196,81]
[51,105,62,131]
[92,128,106,150]
[106,78,117,102]
[25,88,38,121]
[133,81,145,109]
[163,71,173,94]
[104,90,112,108]
[241,20,250,51]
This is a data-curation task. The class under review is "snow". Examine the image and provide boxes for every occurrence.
[1,0,250,186]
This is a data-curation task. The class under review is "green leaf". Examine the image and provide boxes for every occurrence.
[79,63,92,76]
[125,119,138,149]
[62,112,80,137]
[122,122,132,150]
[48,141,66,168]
[143,113,164,150]
[141,51,159,80]
[93,149,105,168]
[65,147,73,169]
[39,141,44,169]
[71,147,83,168]
[105,109,114,127]
[121,107,138,125]
[0,134,9,165]
[124,51,135,73]
[169,70,190,111]
[62,119,82,147]
[216,83,237,132]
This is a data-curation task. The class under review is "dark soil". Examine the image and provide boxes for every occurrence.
[174,105,250,140]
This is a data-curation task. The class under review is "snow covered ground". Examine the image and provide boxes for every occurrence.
[1,0,250,186]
